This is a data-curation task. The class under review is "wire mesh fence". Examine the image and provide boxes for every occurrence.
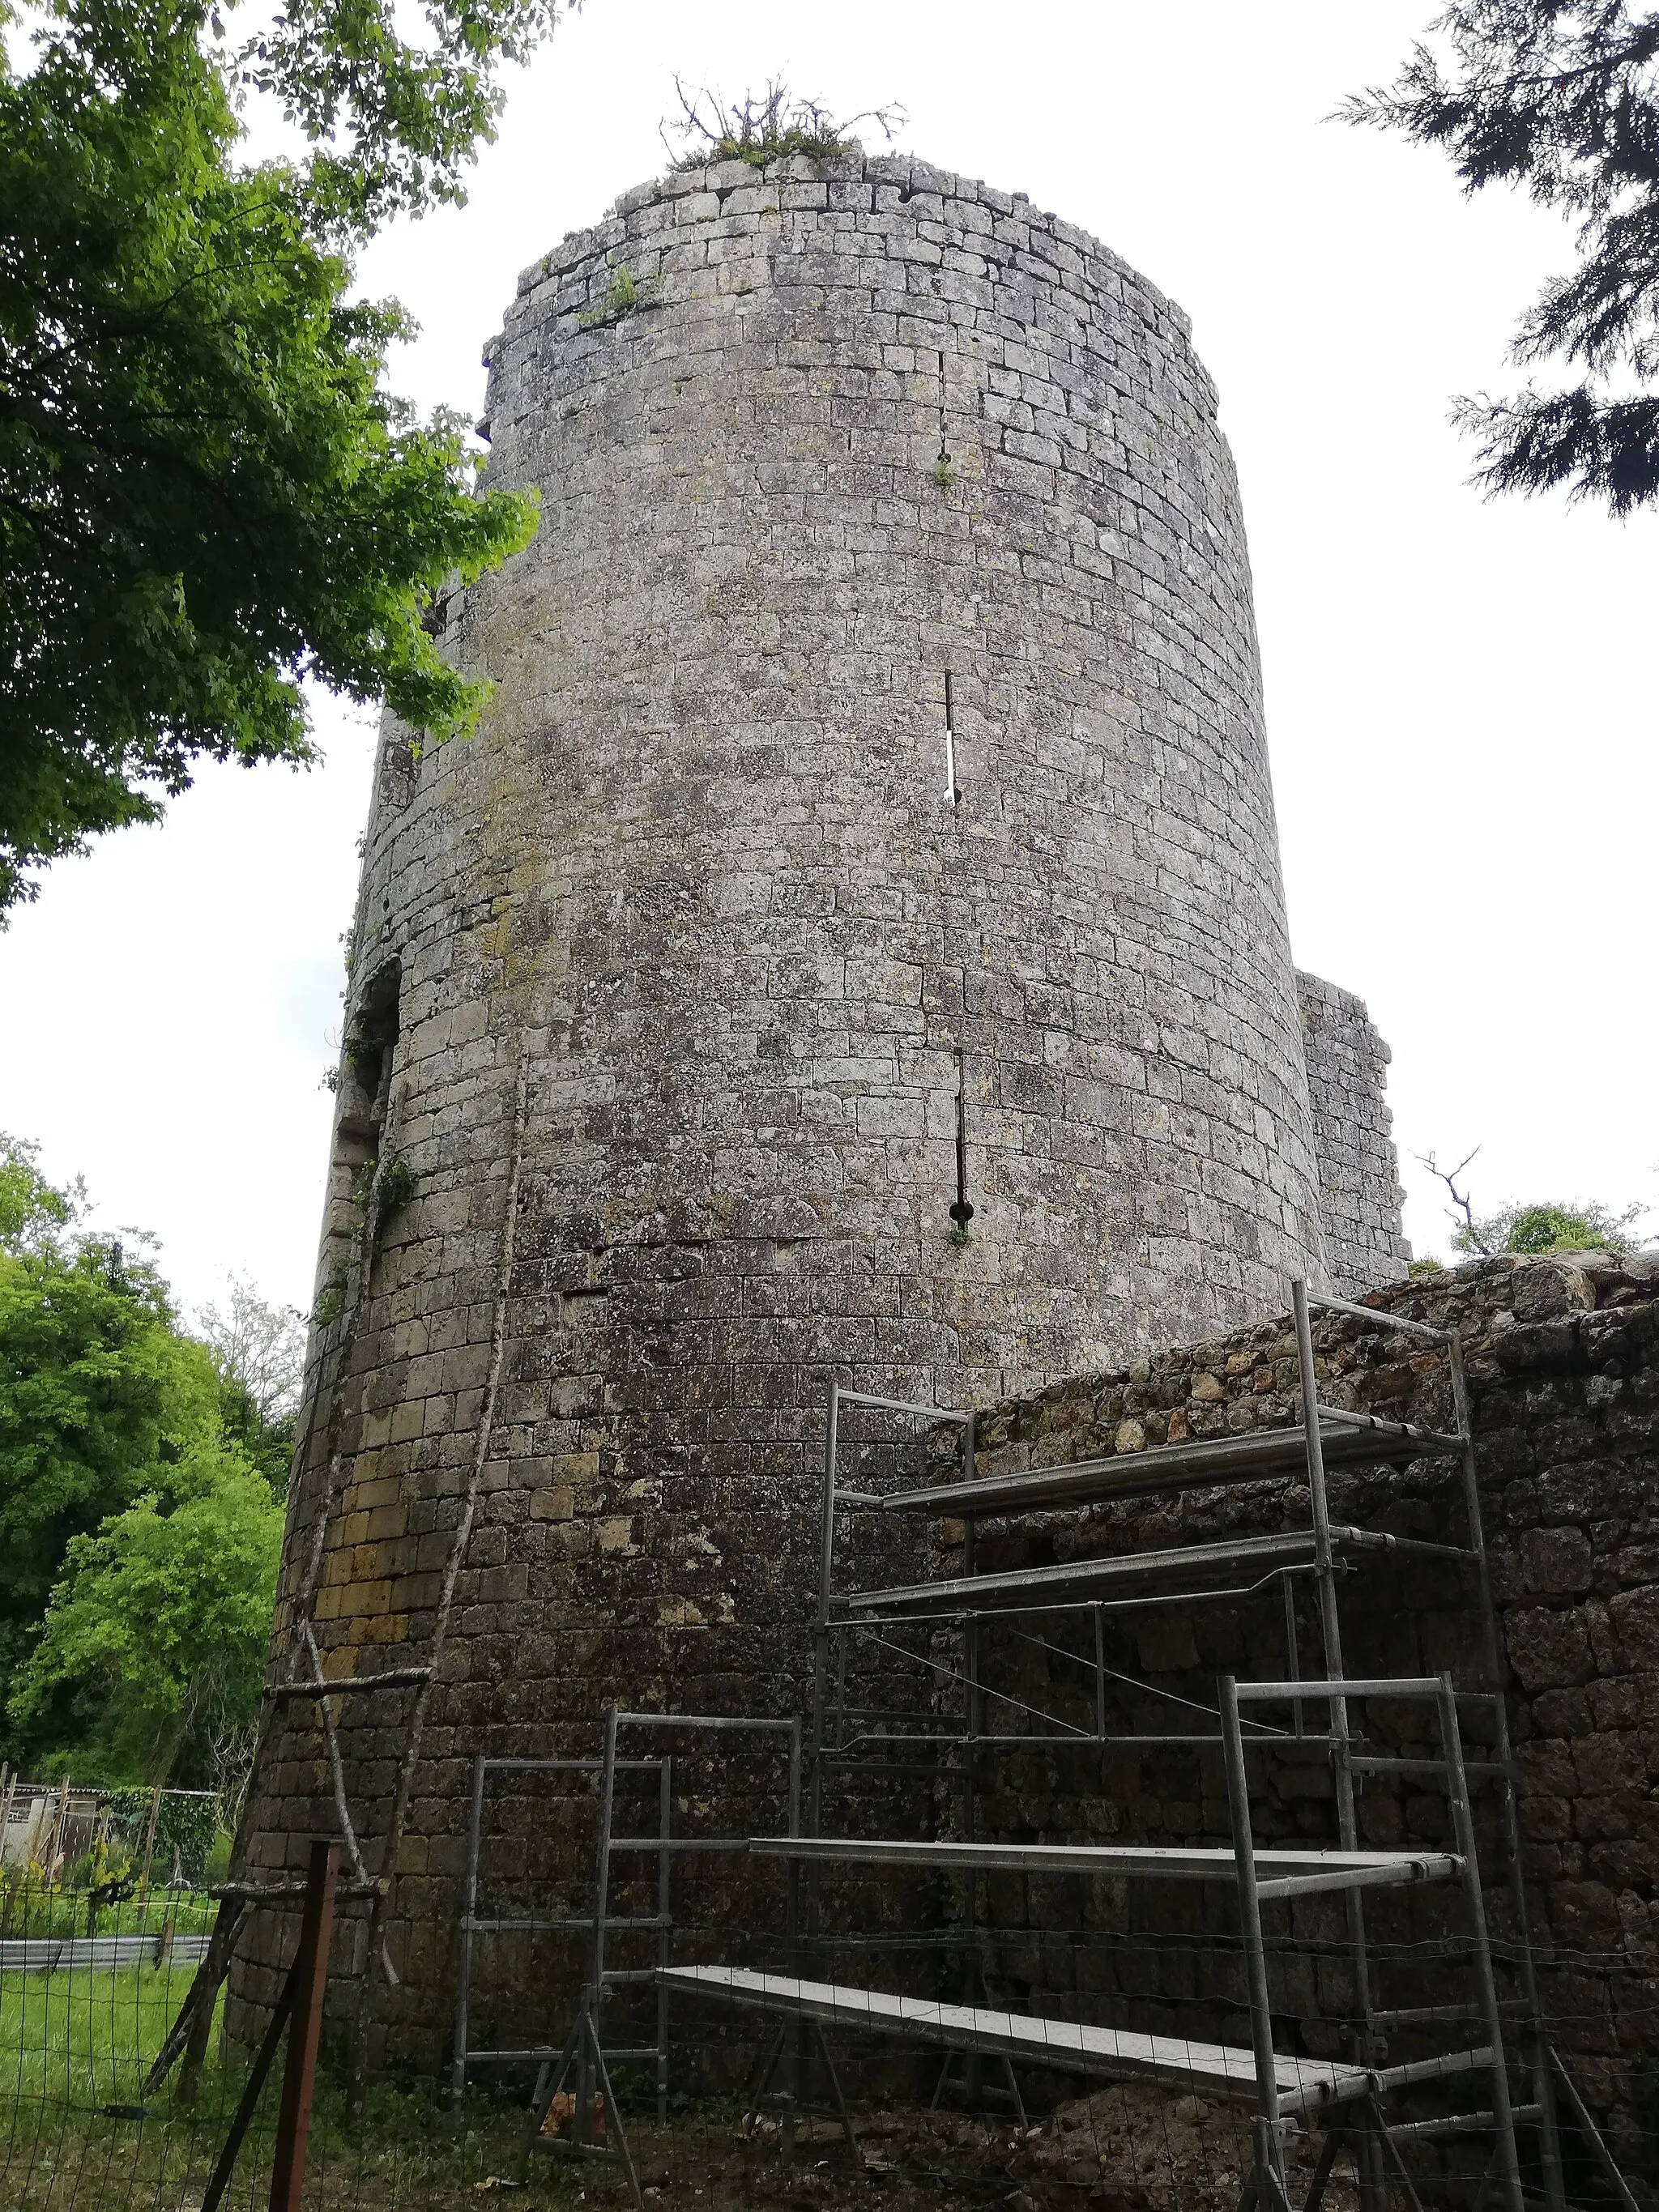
[0,1870,1653,2210]
[0,1877,525,2212]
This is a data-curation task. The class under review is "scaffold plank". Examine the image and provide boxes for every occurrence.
[747,1836,1461,1887]
[658,1966,1371,2116]
[838,1528,1397,1615]
[875,1416,1460,1520]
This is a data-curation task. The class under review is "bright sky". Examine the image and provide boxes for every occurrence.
[3,1,1655,1321]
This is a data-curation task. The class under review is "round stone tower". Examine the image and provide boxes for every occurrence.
[237,151,1372,2061]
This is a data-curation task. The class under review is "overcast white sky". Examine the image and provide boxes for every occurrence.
[3,1,1654,1321]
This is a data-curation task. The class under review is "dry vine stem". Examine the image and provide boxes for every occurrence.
[349,1046,529,2098]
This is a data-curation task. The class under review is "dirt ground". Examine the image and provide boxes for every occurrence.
[517,2085,1362,2212]
[0,2071,1368,2212]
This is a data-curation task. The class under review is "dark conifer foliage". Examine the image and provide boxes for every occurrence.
[1350,2,1659,513]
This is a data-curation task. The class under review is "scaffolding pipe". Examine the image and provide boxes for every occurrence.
[590,1708,621,2070]
[1307,1293,1451,1344]
[811,1379,840,1837]
[1448,1327,1567,2212]
[832,1391,973,1422]
[1436,1673,1524,2212]
[1220,1674,1288,2201]
[450,1751,487,2120]
[1292,1276,1380,2210]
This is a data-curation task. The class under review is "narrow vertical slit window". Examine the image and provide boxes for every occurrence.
[943,670,959,805]
[317,961,401,1315]
[339,965,400,1144]
[949,1046,975,1232]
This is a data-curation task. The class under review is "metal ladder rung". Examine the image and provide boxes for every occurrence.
[608,1836,748,1853]
[463,2047,565,2063]
[1350,1755,1512,1779]
[1372,2002,1528,2028]
[1388,2103,1543,2142]
[463,1915,598,1933]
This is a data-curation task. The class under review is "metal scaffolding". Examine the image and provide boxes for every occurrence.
[771,1276,1634,2210]
[505,1711,835,2209]
[450,1752,669,2118]
[448,1272,1638,2207]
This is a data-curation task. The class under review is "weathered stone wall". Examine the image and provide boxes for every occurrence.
[909,1253,1658,2163]
[1295,968,1410,1295]
[236,149,1407,2062]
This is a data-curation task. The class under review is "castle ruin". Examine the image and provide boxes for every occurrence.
[237,152,1414,2059]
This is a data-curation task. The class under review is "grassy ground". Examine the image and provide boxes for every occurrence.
[0,1952,1357,2212]
[0,1958,538,2210]
[0,1950,193,2106]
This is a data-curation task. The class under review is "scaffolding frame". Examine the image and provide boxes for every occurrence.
[1222,1671,1522,2212]
[450,1752,669,2119]
[514,1710,844,2209]
[743,1676,1512,2212]
[790,1276,1628,2209]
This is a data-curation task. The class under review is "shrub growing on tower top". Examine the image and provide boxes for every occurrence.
[664,79,906,171]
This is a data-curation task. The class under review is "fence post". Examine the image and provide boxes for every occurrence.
[139,1784,163,1900]
[268,1839,339,2212]
[46,1775,70,1880]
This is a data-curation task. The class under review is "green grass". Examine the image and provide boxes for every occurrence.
[0,1943,895,2210]
[0,1961,241,2212]
[0,1957,588,2210]
[0,1956,207,2107]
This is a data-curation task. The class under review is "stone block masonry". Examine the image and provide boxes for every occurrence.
[234,149,1405,2062]
[1296,969,1410,1294]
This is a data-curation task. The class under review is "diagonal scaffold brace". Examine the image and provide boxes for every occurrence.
[518,1984,645,2210]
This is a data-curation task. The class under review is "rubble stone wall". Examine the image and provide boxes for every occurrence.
[913,1253,1659,2163]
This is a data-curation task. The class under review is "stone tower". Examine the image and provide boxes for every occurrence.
[237,152,1407,2057]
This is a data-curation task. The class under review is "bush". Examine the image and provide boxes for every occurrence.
[1452,1197,1645,1259]
[101,1788,220,1882]
[664,79,903,171]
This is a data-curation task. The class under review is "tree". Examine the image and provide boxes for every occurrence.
[0,0,565,913]
[1418,1147,1647,1255]
[0,1132,84,1252]
[195,1276,306,1494]
[0,1227,226,1740]
[0,1136,301,1769]
[1455,1197,1646,1256]
[9,1438,281,1785]
[1348,3,1659,513]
